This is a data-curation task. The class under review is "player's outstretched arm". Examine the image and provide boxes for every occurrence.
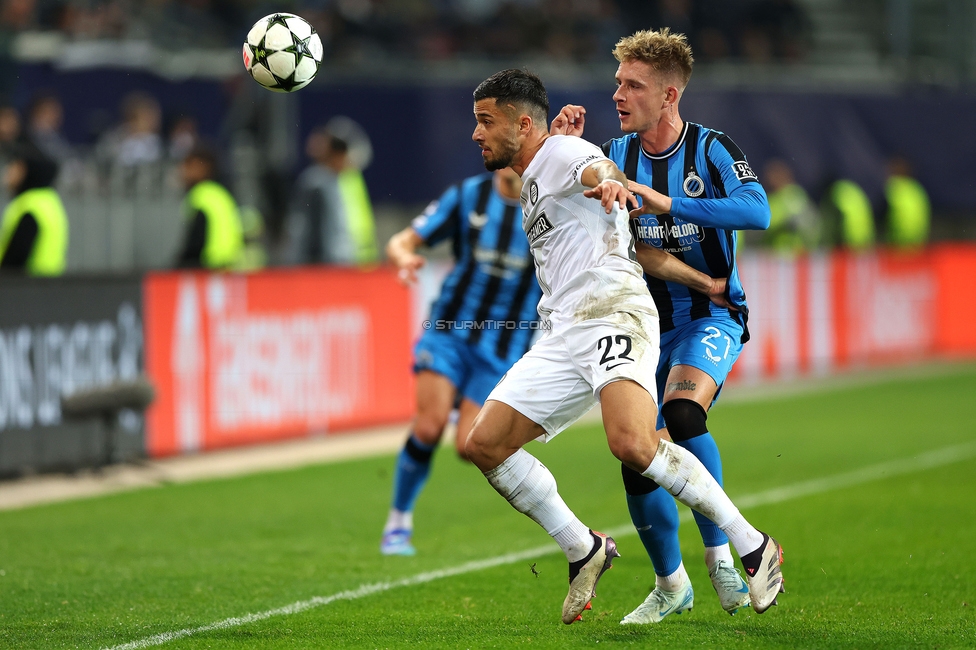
[549,104,586,137]
[581,160,639,214]
[386,226,426,285]
[635,240,735,310]
[627,180,672,216]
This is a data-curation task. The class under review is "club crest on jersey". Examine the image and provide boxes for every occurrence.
[528,180,538,204]
[683,172,705,197]
[732,161,758,182]
[527,212,553,243]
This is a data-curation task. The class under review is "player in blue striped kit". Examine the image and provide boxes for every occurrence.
[381,167,542,555]
[551,28,774,623]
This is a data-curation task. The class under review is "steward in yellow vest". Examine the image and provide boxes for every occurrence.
[883,157,930,249]
[761,159,819,253]
[0,143,68,275]
[820,178,876,251]
[176,145,244,269]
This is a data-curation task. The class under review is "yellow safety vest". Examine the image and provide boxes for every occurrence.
[885,175,930,248]
[765,183,815,253]
[0,187,68,276]
[337,169,378,264]
[184,180,244,269]
[830,180,875,250]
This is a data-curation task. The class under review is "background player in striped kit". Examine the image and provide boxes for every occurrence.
[551,28,772,623]
[381,167,542,556]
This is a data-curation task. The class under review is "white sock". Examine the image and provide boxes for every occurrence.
[553,519,594,563]
[704,543,734,569]
[484,448,591,562]
[383,509,413,534]
[656,562,689,592]
[643,439,762,557]
[723,515,764,557]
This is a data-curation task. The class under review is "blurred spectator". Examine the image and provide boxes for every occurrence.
[882,155,930,249]
[26,92,70,161]
[0,104,23,203]
[167,114,199,162]
[236,205,267,271]
[0,104,21,153]
[760,158,819,253]
[283,124,354,266]
[819,176,876,251]
[96,91,164,168]
[175,144,243,269]
[0,142,68,276]
[326,115,378,265]
[223,77,299,250]
[283,115,381,267]
[26,91,83,188]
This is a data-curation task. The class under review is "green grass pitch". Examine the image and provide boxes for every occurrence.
[1,363,975,649]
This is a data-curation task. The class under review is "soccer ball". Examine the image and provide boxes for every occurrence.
[243,13,323,93]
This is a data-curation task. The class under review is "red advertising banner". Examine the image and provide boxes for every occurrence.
[144,267,414,457]
[733,244,976,383]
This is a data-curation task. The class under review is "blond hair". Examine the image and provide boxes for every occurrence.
[613,28,694,89]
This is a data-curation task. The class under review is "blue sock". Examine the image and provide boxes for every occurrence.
[676,432,729,548]
[627,487,683,576]
[391,434,437,514]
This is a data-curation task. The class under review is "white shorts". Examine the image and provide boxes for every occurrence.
[487,310,660,441]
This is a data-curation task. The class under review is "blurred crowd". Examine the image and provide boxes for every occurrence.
[3,0,812,65]
[0,83,931,277]
[0,83,387,274]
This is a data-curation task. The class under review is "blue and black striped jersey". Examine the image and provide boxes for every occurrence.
[412,173,541,365]
[603,123,770,342]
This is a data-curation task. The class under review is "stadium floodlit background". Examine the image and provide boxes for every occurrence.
[0,1,975,648]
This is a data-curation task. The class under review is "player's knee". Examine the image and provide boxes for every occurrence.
[660,399,708,443]
[454,433,472,462]
[621,462,660,495]
[606,431,646,469]
[463,428,489,467]
[413,412,449,445]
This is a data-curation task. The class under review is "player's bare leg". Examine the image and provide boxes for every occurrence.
[599,379,783,617]
[466,401,615,625]
[382,371,456,555]
[453,397,480,461]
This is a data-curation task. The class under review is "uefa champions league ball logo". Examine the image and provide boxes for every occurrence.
[243,13,324,93]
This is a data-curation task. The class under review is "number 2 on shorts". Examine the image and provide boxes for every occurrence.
[701,326,732,363]
[597,334,634,370]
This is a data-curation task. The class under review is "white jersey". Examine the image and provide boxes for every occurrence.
[519,135,657,331]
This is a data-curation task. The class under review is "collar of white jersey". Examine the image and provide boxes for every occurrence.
[638,122,690,160]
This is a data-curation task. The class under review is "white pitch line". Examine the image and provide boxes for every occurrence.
[103,440,976,650]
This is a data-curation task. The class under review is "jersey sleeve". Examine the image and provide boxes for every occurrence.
[669,133,771,231]
[541,136,608,197]
[411,184,461,247]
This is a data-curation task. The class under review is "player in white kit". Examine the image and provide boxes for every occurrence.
[464,69,784,625]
